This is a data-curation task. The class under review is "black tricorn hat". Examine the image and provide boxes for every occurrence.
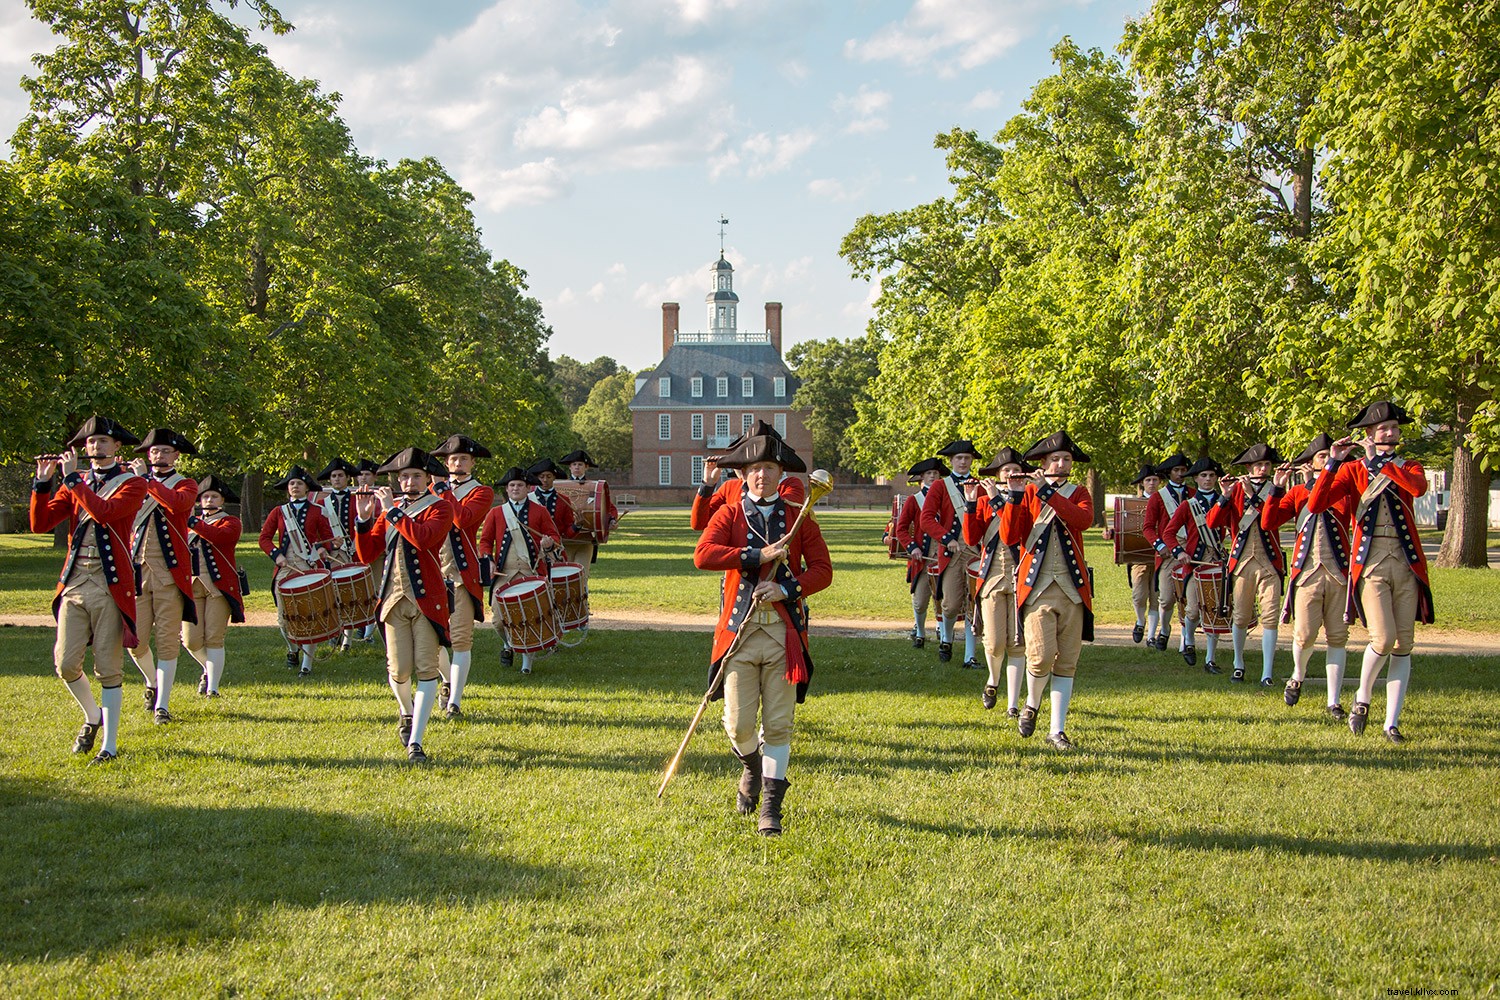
[377,447,436,475]
[315,457,357,479]
[431,434,492,458]
[1231,443,1285,466]
[977,447,1033,477]
[135,428,197,455]
[1292,433,1335,465]
[723,420,782,454]
[196,474,239,503]
[272,465,320,490]
[936,439,980,458]
[559,449,596,467]
[424,455,447,477]
[527,458,567,479]
[717,434,807,473]
[1131,464,1161,485]
[1155,451,1192,475]
[66,415,139,448]
[1023,430,1090,463]
[354,459,380,474]
[1347,399,1413,428]
[497,465,534,486]
[1188,457,1223,477]
[906,457,951,482]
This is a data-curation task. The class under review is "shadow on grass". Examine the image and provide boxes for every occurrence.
[0,776,575,961]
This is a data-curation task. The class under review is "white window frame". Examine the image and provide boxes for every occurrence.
[691,414,703,440]
[658,376,671,398]
[659,456,672,486]
[741,413,754,434]
[715,413,730,439]
[658,413,671,440]
[773,376,786,398]
[741,376,754,397]
[690,376,703,398]
[716,376,729,397]
[773,412,787,436]
[691,455,705,485]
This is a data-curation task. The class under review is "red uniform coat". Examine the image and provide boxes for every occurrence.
[1163,491,1233,577]
[690,475,805,532]
[438,477,493,620]
[187,511,245,623]
[962,489,1023,581]
[134,470,199,621]
[355,495,455,643]
[1306,453,1434,626]
[1276,473,1354,625]
[1220,479,1295,576]
[694,495,833,702]
[479,499,562,572]
[258,501,334,582]
[896,486,934,588]
[920,474,972,580]
[530,487,580,539]
[999,480,1095,639]
[1142,482,1190,570]
[31,466,147,648]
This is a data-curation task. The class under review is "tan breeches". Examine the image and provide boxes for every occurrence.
[131,561,184,662]
[978,579,1022,659]
[382,596,442,684]
[1231,560,1282,629]
[183,579,230,651]
[911,570,932,619]
[1292,566,1349,649]
[448,584,478,652]
[721,624,798,749]
[1129,564,1152,615]
[938,549,974,620]
[562,540,593,583]
[1022,582,1084,679]
[1156,562,1180,620]
[1360,551,1419,657]
[54,563,125,687]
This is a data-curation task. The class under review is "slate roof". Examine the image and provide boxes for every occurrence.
[628,342,799,411]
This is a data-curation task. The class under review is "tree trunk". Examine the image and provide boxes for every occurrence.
[239,471,265,540]
[1086,467,1105,528]
[1436,407,1490,568]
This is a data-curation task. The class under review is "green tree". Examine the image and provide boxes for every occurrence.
[549,355,623,413]
[786,333,879,477]
[571,371,636,471]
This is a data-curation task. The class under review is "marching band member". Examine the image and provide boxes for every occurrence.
[1164,458,1233,674]
[1223,444,1295,685]
[694,433,832,835]
[1142,452,1192,652]
[1000,432,1094,750]
[432,435,494,717]
[1306,401,1434,742]
[1117,464,1163,645]
[529,458,581,549]
[259,466,333,676]
[558,449,617,582]
[963,448,1029,716]
[353,459,381,641]
[896,457,946,649]
[1278,434,1354,719]
[182,475,245,698]
[480,466,562,674]
[354,447,455,762]
[31,416,147,763]
[689,421,805,532]
[920,439,981,667]
[315,458,359,650]
[127,428,199,724]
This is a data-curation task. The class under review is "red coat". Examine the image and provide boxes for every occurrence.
[439,478,494,619]
[134,471,199,617]
[1000,481,1095,638]
[1141,483,1190,570]
[1277,474,1354,625]
[690,475,805,531]
[187,511,245,623]
[1220,479,1295,576]
[694,496,833,701]
[962,489,1023,582]
[1306,454,1434,626]
[355,495,455,642]
[479,499,562,571]
[530,487,580,539]
[258,502,334,582]
[919,475,970,577]
[31,466,148,647]
[1163,491,1233,577]
[896,487,934,586]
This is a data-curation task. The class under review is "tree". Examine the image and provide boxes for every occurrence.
[550,355,622,413]
[571,371,635,471]
[786,334,879,477]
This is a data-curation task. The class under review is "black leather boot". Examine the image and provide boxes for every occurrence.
[735,750,762,815]
[759,776,790,836]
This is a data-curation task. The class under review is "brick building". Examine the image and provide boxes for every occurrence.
[628,254,810,486]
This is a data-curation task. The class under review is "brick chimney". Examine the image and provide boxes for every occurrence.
[661,302,680,358]
[765,302,783,354]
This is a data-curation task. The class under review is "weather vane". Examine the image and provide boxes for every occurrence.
[718,215,729,255]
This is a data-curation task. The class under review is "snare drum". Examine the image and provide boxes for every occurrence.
[548,562,589,630]
[277,570,340,644]
[1196,567,1232,635]
[1112,496,1154,565]
[329,563,377,628]
[494,575,560,654]
[966,554,985,602]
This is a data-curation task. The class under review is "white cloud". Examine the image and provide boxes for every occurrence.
[467,157,574,212]
[842,275,883,317]
[514,55,720,155]
[833,84,891,134]
[969,88,1004,110]
[0,6,60,153]
[606,262,627,276]
[807,177,868,202]
[555,287,577,305]
[846,0,1086,74]
[587,282,608,301]
[712,129,817,180]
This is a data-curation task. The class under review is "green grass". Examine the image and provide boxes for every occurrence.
[7,511,1497,630]
[2,624,1498,997]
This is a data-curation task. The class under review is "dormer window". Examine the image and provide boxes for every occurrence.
[659,376,671,398]
[773,376,786,398]
[716,376,729,397]
[690,376,703,398]
[741,376,754,397]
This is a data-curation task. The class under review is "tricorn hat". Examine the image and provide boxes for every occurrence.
[135,428,197,455]
[723,420,782,454]
[1187,457,1223,477]
[354,458,380,474]
[431,434,492,458]
[272,465,320,490]
[905,457,951,482]
[559,449,596,467]
[1131,464,1161,485]
[315,457,357,479]
[1155,451,1192,475]
[66,415,139,448]
[1023,430,1090,463]
[196,474,239,503]
[1347,400,1413,428]
[1231,443,1285,466]
[717,434,807,473]
[977,447,1033,477]
[376,447,436,475]
[497,466,534,487]
[1292,433,1335,465]
[936,439,980,459]
[527,458,567,479]
[424,454,447,477]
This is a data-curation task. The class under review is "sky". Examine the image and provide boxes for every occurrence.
[1,0,1147,373]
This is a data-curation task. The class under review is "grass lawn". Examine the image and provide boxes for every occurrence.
[2,622,1498,997]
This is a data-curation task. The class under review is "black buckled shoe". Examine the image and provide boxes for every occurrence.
[143,686,157,714]
[1327,703,1348,722]
[1018,705,1038,738]
[1046,731,1075,751]
[758,776,789,836]
[89,749,118,765]
[910,630,925,649]
[981,685,998,710]
[72,722,101,754]
[1181,645,1197,666]
[439,682,451,710]
[1284,679,1302,706]
[1231,668,1245,683]
[500,648,514,668]
[1383,726,1405,744]
[444,703,463,720]
[1204,661,1222,675]
[399,714,413,747]
[298,665,311,677]
[1007,706,1020,719]
[962,658,980,671]
[1260,677,1275,688]
[1155,628,1171,651]
[1349,701,1370,736]
[735,750,763,815]
[153,708,172,725]
[407,742,428,763]
[1132,624,1145,644]
[198,673,209,696]
[285,650,299,670]
[938,642,953,662]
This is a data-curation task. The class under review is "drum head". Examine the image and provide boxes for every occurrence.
[966,557,984,576]
[549,563,583,582]
[499,578,548,599]
[280,572,328,591]
[330,565,367,579]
